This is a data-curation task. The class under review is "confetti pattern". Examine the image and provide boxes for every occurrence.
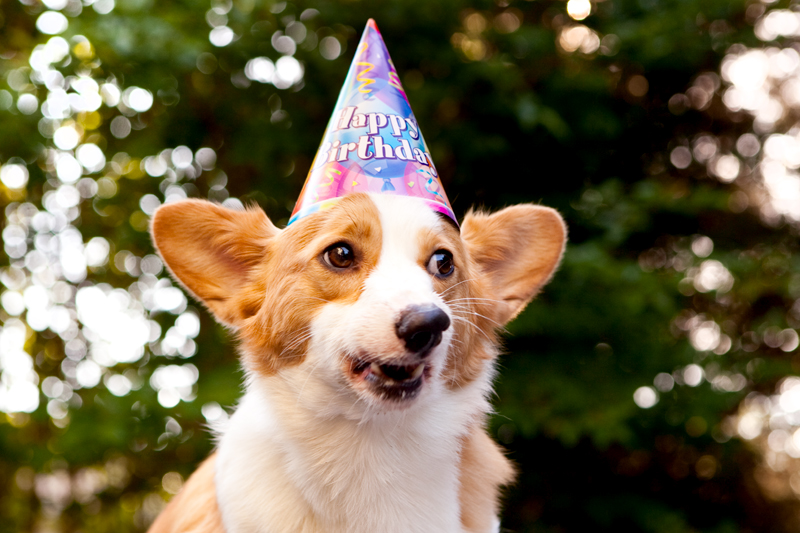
[289,19,456,226]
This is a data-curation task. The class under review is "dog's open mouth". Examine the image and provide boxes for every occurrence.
[350,357,428,401]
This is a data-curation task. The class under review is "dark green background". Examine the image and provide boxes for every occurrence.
[2,0,799,531]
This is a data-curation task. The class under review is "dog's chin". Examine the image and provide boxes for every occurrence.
[346,355,432,407]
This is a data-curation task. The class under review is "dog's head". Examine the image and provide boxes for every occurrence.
[151,193,565,413]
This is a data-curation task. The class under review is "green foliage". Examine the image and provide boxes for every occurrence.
[1,0,799,531]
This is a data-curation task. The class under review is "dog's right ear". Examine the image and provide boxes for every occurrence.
[151,199,279,327]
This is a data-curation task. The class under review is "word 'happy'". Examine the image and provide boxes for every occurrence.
[315,106,438,176]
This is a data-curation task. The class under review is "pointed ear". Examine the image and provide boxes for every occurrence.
[462,205,566,325]
[150,199,279,327]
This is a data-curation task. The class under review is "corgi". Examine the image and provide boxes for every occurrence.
[148,192,566,533]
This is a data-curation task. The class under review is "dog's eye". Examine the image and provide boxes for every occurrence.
[427,250,454,278]
[323,243,355,269]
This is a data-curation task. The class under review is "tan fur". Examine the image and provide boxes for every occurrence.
[152,194,382,376]
[412,221,498,389]
[236,194,382,375]
[151,199,279,327]
[147,454,224,533]
[461,205,567,325]
[149,195,566,533]
[458,426,516,532]
[439,257,498,390]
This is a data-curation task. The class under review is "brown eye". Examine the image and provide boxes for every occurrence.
[427,250,454,278]
[323,243,355,269]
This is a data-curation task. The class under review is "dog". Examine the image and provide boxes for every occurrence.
[147,192,565,533]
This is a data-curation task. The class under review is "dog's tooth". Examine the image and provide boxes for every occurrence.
[411,364,424,379]
[371,363,395,383]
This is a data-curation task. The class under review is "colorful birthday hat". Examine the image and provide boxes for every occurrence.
[288,19,457,226]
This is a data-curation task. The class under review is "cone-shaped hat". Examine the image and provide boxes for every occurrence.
[289,19,457,226]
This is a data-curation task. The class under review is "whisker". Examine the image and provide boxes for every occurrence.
[449,306,504,330]
[448,297,503,305]
[284,328,312,347]
[278,327,314,359]
[451,313,497,342]
[446,332,467,349]
[438,278,477,297]
[454,310,503,329]
[295,354,329,406]
[286,327,313,348]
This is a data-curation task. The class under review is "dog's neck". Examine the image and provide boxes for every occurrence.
[214,361,495,533]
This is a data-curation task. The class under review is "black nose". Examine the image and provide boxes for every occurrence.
[395,304,450,356]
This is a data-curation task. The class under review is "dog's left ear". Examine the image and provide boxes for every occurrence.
[461,205,566,326]
[151,199,279,327]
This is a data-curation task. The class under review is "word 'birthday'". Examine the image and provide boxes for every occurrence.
[315,106,437,176]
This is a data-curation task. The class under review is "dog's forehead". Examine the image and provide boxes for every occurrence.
[284,193,455,256]
[370,194,449,251]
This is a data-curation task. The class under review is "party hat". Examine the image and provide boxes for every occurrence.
[289,19,457,226]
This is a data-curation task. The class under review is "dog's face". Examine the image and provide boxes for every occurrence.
[151,193,565,412]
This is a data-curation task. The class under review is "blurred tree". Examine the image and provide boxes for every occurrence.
[1,0,799,531]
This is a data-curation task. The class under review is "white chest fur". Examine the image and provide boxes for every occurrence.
[214,370,493,533]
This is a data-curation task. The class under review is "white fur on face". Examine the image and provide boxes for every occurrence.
[216,194,497,533]
[300,194,455,413]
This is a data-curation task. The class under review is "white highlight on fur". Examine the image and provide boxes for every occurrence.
[215,194,497,533]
